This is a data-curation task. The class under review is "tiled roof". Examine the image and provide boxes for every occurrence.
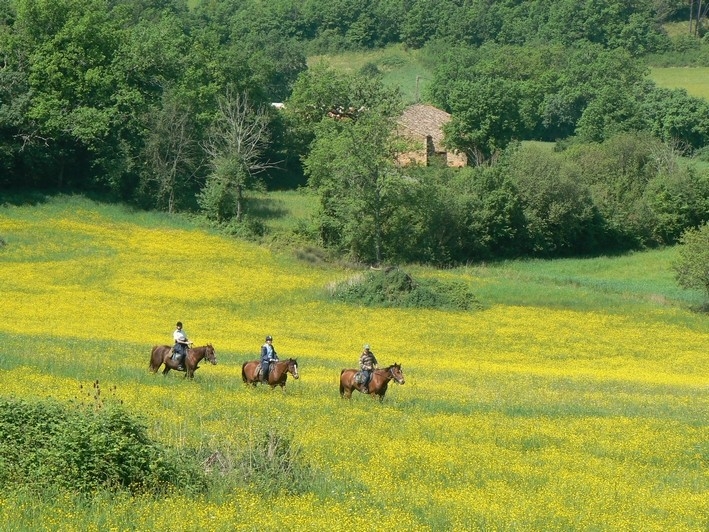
[398,104,451,149]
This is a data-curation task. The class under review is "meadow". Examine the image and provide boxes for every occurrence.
[0,195,707,531]
[649,66,709,100]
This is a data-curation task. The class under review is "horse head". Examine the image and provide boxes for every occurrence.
[388,363,405,385]
[205,344,217,365]
[287,358,299,379]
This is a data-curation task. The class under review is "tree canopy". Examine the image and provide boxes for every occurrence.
[1,0,709,267]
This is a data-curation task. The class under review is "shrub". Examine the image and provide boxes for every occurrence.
[0,396,206,495]
[329,267,481,310]
[673,222,709,303]
[203,427,316,496]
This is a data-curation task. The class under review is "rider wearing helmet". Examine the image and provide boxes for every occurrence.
[358,344,378,394]
[260,335,279,383]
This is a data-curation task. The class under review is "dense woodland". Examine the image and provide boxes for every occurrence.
[2,0,709,264]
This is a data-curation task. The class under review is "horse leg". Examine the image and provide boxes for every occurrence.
[341,380,353,399]
[161,355,173,375]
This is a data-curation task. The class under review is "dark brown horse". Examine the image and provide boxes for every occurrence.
[241,358,299,389]
[149,344,217,379]
[340,363,405,401]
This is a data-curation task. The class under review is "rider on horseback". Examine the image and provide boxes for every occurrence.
[358,344,378,394]
[172,321,191,371]
[260,335,279,383]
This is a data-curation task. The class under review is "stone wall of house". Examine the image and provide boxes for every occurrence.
[446,150,467,168]
[396,104,467,168]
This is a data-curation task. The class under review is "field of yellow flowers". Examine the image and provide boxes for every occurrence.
[0,196,707,531]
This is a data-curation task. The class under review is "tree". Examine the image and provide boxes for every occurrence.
[673,222,709,302]
[298,68,404,263]
[443,77,526,165]
[198,90,274,223]
[507,143,602,257]
[140,89,199,213]
[304,110,403,264]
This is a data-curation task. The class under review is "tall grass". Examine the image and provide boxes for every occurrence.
[0,196,707,531]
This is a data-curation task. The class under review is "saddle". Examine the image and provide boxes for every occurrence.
[171,347,186,370]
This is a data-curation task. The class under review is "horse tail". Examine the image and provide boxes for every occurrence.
[241,362,248,383]
[339,369,346,396]
[149,345,159,371]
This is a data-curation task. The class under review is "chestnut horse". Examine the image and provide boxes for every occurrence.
[149,344,217,379]
[340,363,405,401]
[241,358,299,389]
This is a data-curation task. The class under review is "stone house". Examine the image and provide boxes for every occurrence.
[396,103,467,168]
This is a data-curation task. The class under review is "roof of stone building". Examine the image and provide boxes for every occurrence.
[397,103,451,150]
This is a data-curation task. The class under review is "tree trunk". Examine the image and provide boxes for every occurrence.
[236,183,243,222]
[697,0,705,36]
[690,0,695,34]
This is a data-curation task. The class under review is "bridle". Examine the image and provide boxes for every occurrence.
[389,365,405,384]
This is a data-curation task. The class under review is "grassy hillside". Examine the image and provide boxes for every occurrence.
[0,195,706,530]
[649,66,709,99]
[309,45,433,104]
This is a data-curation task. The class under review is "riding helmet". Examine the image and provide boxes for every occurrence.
[265,335,273,341]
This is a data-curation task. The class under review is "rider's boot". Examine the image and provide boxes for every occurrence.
[177,356,185,371]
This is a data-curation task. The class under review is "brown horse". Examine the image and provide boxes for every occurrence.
[340,363,405,401]
[241,358,299,389]
[149,344,217,379]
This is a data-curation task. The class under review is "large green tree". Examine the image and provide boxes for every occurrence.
[429,42,654,163]
[297,68,403,263]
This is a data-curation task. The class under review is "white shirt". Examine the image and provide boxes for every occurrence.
[174,329,187,343]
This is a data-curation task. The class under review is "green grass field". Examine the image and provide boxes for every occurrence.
[309,45,433,104]
[0,195,707,530]
[649,66,709,99]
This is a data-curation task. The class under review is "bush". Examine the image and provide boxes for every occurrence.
[203,427,316,496]
[673,222,709,302]
[328,267,481,310]
[0,395,206,495]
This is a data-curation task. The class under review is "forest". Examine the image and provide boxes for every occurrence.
[2,0,709,264]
